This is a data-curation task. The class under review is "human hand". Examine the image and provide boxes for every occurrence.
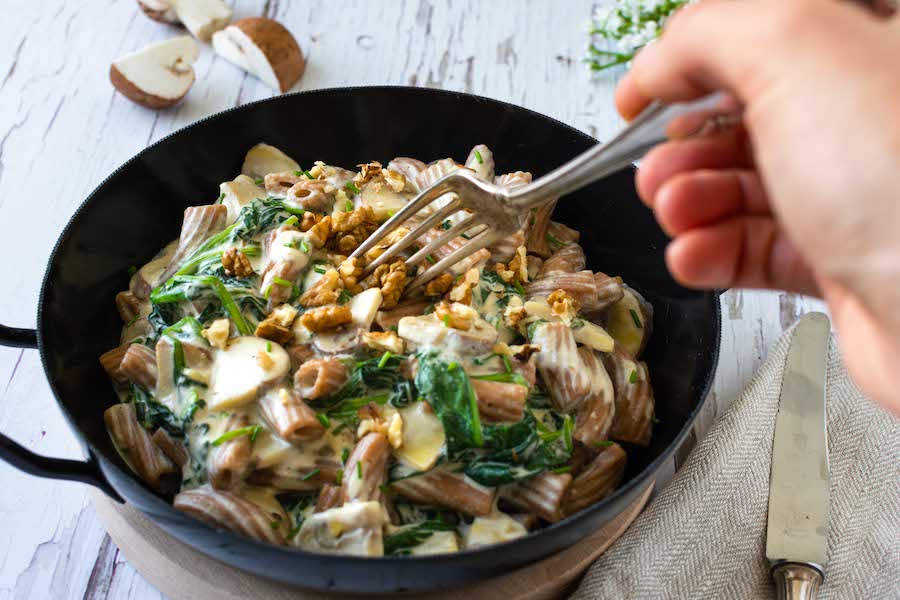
[615,0,900,412]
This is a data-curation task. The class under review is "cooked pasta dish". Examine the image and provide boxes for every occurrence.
[101,143,655,556]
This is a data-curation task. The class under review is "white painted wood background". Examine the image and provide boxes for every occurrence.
[0,1,826,598]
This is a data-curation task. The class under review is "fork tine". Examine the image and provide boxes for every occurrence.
[362,198,464,276]
[406,227,500,291]
[405,213,485,267]
[350,177,456,260]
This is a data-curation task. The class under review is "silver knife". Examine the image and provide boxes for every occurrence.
[766,312,831,599]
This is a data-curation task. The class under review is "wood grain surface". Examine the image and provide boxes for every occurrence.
[0,1,826,598]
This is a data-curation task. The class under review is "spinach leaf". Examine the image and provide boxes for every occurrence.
[414,351,483,453]
[151,275,252,335]
[383,520,457,555]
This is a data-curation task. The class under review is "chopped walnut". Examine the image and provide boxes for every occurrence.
[373,260,407,309]
[202,318,231,349]
[299,211,323,232]
[306,215,332,248]
[362,331,405,354]
[491,262,515,283]
[508,245,528,283]
[222,247,254,278]
[255,303,299,345]
[447,268,480,305]
[330,206,378,254]
[424,273,454,297]
[308,161,327,179]
[353,161,383,186]
[364,226,410,262]
[504,305,527,328]
[357,405,404,449]
[336,234,360,254]
[511,343,541,362]
[299,305,353,333]
[382,169,407,193]
[548,289,580,323]
[338,257,365,294]
[353,161,407,194]
[298,268,343,307]
[492,342,513,356]
[434,301,478,331]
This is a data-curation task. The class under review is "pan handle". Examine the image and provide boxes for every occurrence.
[0,323,122,500]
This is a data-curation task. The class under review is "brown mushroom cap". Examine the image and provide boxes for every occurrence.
[231,18,305,92]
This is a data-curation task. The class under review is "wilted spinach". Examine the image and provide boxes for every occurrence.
[414,351,483,453]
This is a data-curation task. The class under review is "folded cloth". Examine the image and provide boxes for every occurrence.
[571,326,900,599]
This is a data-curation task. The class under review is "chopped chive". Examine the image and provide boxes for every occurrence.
[335,469,344,485]
[332,422,349,434]
[314,265,326,274]
[283,215,299,228]
[652,417,660,424]
[442,314,451,327]
[547,233,564,247]
[440,219,452,230]
[270,520,281,530]
[513,280,525,296]
[629,308,643,329]
[448,362,458,372]
[283,205,306,216]
[426,255,436,264]
[474,149,484,164]
[387,210,395,217]
[127,265,137,277]
[461,233,472,240]
[300,240,310,253]
[501,354,512,373]
[356,461,363,478]
[378,351,392,369]
[316,413,331,428]
[629,369,638,383]
[593,440,615,448]
[217,192,225,203]
[264,285,272,300]
[341,448,350,464]
[303,170,314,180]
[345,181,361,194]
[266,341,272,352]
[293,170,302,176]
[530,215,535,226]
[212,425,261,446]
[254,178,264,185]
[273,277,293,288]
[345,200,354,212]
[302,468,321,481]
[552,465,572,474]
[390,325,399,333]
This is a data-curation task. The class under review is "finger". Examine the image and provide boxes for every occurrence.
[635,131,753,206]
[665,216,821,296]
[654,169,771,236]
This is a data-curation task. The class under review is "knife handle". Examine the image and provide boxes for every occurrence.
[771,561,824,600]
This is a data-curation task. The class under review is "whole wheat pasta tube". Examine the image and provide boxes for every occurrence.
[601,345,655,446]
[392,470,495,517]
[500,471,573,523]
[119,343,158,390]
[258,387,325,444]
[471,379,527,423]
[294,357,348,400]
[537,243,586,277]
[563,443,626,516]
[158,204,228,282]
[341,432,391,504]
[531,322,593,412]
[574,347,616,447]
[209,413,254,490]
[104,403,178,493]
[174,486,287,545]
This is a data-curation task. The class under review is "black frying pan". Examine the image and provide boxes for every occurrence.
[0,87,720,593]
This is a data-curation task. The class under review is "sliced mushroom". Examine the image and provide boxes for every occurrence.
[359,179,407,221]
[137,0,179,23]
[207,336,290,410]
[605,285,654,359]
[397,314,499,356]
[464,144,494,182]
[212,18,305,92]
[464,513,527,549]
[241,143,300,180]
[409,531,460,555]
[110,36,198,109]
[395,401,445,471]
[219,175,264,225]
[170,0,232,42]
[349,288,383,330]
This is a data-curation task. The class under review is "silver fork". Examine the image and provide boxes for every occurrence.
[350,93,733,292]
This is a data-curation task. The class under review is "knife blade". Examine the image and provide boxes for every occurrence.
[765,312,830,598]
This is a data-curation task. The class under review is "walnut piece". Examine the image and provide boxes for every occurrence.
[491,262,515,283]
[353,161,383,186]
[508,245,528,283]
[424,273,454,297]
[300,211,323,232]
[434,301,478,331]
[362,331,405,354]
[512,343,541,362]
[548,289,580,323]
[202,318,231,349]
[447,268,480,305]
[306,215,332,248]
[364,226,410,262]
[299,305,353,333]
[504,305,527,328]
[373,260,407,309]
[330,206,378,254]
[255,303,299,345]
[338,257,365,294]
[298,268,343,307]
[357,405,404,449]
[222,247,254,278]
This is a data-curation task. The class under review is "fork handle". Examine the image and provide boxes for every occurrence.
[509,93,731,210]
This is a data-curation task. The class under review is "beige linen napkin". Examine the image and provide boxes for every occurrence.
[572,328,900,599]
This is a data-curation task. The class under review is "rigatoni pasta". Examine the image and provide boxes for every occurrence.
[101,142,656,556]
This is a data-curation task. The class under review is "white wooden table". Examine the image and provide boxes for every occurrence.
[0,1,825,597]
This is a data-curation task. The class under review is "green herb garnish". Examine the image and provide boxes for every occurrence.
[212,425,262,446]
[301,468,321,481]
[629,308,643,328]
[316,413,331,428]
[345,182,361,194]
[335,469,344,485]
[378,351,392,369]
[356,461,363,478]
[474,149,484,164]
